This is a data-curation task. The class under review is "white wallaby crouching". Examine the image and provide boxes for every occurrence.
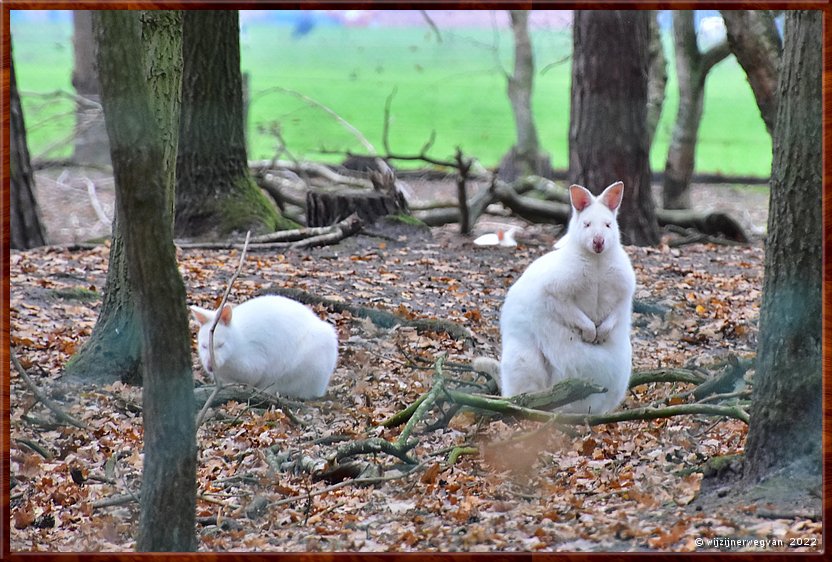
[495,181,636,414]
[190,295,338,399]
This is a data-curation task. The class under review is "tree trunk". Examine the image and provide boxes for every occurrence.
[720,10,782,136]
[498,10,553,182]
[94,10,196,551]
[64,13,184,387]
[742,11,821,486]
[10,48,47,250]
[176,10,294,240]
[645,10,667,148]
[662,11,731,210]
[568,10,659,246]
[71,10,111,167]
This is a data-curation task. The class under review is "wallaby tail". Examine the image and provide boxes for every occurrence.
[472,356,500,380]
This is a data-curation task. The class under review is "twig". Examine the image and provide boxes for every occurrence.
[447,446,478,464]
[14,438,53,460]
[420,10,442,43]
[396,356,447,448]
[250,87,376,153]
[195,232,251,429]
[11,349,88,430]
[81,176,111,225]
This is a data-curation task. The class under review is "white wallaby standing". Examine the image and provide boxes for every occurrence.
[475,181,636,414]
[190,295,338,399]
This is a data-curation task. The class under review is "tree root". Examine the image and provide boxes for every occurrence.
[257,285,472,340]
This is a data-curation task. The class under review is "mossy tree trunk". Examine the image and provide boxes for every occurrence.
[10,45,47,250]
[662,11,731,210]
[175,10,293,240]
[64,12,183,387]
[568,10,659,246]
[742,10,821,487]
[497,10,553,182]
[94,10,196,551]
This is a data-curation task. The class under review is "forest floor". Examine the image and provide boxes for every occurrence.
[9,170,823,552]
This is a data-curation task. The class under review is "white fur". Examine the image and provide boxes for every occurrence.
[190,295,338,399]
[496,181,636,414]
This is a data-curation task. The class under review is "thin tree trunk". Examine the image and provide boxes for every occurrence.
[662,11,731,210]
[743,10,821,485]
[71,10,110,166]
[498,10,553,182]
[10,48,47,250]
[645,10,667,148]
[568,10,659,246]
[720,10,782,136]
[176,10,293,240]
[94,10,196,551]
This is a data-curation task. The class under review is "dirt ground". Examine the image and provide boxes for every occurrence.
[9,168,822,552]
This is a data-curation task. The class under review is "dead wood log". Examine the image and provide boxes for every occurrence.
[658,209,749,243]
[258,285,472,340]
[250,159,373,189]
[306,188,406,227]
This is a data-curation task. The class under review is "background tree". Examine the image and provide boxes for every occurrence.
[720,10,782,136]
[645,10,667,148]
[10,45,47,250]
[65,12,183,386]
[568,10,659,246]
[742,10,820,491]
[662,11,731,210]
[93,10,196,551]
[176,10,294,240]
[71,10,110,166]
[497,10,554,182]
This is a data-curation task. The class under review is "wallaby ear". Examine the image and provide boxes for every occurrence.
[218,304,233,326]
[599,181,625,212]
[190,306,212,326]
[569,185,594,213]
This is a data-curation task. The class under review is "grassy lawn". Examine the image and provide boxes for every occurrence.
[11,17,771,177]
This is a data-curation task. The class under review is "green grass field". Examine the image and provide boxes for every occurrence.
[11,18,772,177]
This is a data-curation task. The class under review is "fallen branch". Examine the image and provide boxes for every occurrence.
[628,368,708,388]
[257,285,472,340]
[176,214,363,251]
[11,349,88,430]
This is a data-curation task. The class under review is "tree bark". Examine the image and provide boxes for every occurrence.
[10,47,47,250]
[568,10,659,246]
[720,10,782,136]
[646,10,667,148]
[662,11,731,210]
[498,10,553,182]
[742,11,821,486]
[71,10,111,166]
[94,10,196,551]
[64,13,184,387]
[176,10,294,240]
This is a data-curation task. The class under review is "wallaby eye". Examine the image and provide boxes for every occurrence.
[215,342,224,349]
[605,222,611,228]
[583,221,590,228]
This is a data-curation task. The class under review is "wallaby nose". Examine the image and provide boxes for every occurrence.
[592,236,605,253]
